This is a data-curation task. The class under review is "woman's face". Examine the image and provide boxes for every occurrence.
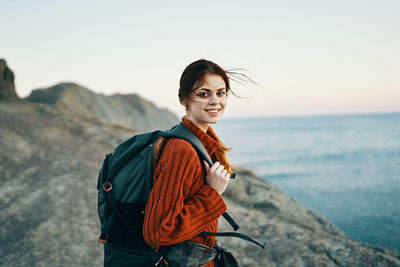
[184,73,227,132]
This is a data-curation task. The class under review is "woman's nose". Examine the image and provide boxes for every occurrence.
[209,94,219,104]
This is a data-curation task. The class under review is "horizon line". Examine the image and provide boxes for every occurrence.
[221,110,400,120]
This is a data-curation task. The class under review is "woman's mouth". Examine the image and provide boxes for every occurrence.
[205,109,220,116]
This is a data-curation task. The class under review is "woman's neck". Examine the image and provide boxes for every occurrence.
[197,123,209,133]
[184,116,209,132]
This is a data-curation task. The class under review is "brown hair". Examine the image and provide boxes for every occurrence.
[178,59,233,173]
[179,59,231,103]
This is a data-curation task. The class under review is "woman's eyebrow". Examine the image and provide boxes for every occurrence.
[197,87,226,91]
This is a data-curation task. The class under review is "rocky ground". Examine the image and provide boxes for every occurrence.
[0,101,134,266]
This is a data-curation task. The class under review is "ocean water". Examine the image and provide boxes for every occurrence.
[213,112,400,253]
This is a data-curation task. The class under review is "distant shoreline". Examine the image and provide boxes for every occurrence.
[222,110,400,120]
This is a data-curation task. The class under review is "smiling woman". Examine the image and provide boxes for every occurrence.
[141,59,241,266]
[184,74,228,132]
[101,59,255,266]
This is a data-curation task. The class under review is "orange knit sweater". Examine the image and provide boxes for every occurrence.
[143,117,227,266]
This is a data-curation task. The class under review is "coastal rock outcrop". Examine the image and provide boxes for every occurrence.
[0,59,19,101]
[0,101,134,266]
[25,82,179,132]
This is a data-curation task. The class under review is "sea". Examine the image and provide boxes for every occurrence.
[213,112,400,253]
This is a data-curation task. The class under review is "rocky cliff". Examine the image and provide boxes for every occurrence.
[1,63,399,266]
[0,59,19,101]
[25,82,179,132]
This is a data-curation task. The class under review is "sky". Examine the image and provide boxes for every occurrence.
[1,0,399,118]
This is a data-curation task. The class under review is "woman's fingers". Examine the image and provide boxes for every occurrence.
[210,161,221,172]
[209,162,229,178]
[205,161,230,195]
[215,164,225,174]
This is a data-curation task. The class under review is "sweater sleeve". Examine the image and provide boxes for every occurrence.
[143,139,227,246]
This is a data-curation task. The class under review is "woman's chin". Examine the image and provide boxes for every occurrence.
[206,116,221,124]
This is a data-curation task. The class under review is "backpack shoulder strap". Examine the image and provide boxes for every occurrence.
[163,123,240,231]
[200,231,266,250]
[164,122,213,167]
[151,136,166,168]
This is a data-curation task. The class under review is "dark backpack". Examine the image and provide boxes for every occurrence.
[97,123,265,266]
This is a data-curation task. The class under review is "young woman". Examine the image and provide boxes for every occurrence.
[143,59,235,266]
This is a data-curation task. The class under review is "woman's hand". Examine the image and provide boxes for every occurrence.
[204,161,230,195]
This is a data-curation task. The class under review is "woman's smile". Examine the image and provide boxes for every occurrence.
[205,108,221,114]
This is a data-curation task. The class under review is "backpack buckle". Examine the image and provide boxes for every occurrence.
[97,237,107,244]
[103,182,112,192]
[97,233,109,244]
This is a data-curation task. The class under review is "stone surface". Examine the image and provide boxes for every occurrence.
[0,59,19,101]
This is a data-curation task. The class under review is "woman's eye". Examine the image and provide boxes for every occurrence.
[196,92,208,97]
[217,91,226,96]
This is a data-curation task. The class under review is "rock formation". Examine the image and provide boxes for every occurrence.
[0,59,19,101]
[25,82,179,132]
[1,101,399,266]
[0,101,134,266]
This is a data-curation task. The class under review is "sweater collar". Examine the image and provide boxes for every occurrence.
[182,116,220,156]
